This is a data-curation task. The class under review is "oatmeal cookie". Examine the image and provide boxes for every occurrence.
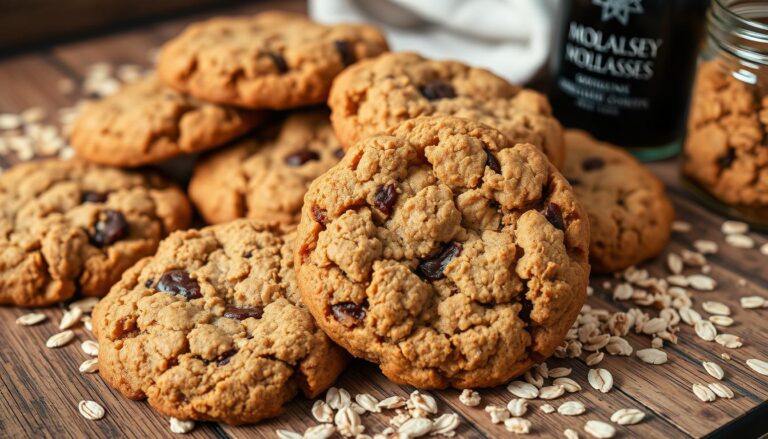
[294,116,589,389]
[0,160,190,306]
[93,220,348,425]
[328,52,565,168]
[157,12,388,109]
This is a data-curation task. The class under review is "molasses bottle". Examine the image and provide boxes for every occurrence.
[548,0,709,161]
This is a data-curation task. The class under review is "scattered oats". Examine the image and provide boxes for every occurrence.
[78,400,105,420]
[21,107,45,123]
[430,413,459,436]
[588,369,613,393]
[16,312,47,326]
[585,352,604,366]
[694,320,717,341]
[409,391,438,415]
[349,402,366,415]
[378,395,406,410]
[0,113,21,130]
[587,286,594,296]
[667,275,689,287]
[613,283,634,300]
[390,411,411,429]
[605,336,633,356]
[507,381,539,399]
[565,428,580,439]
[276,430,302,439]
[504,418,532,434]
[458,389,480,407]
[761,242,768,255]
[688,275,717,291]
[692,383,716,402]
[702,301,731,316]
[721,220,749,234]
[326,387,351,410]
[679,307,702,325]
[484,405,510,424]
[312,400,334,423]
[535,363,549,379]
[715,334,743,348]
[640,317,667,335]
[79,358,99,374]
[637,348,668,365]
[81,340,99,356]
[558,401,586,416]
[667,253,683,274]
[602,281,612,290]
[549,367,572,378]
[725,234,754,249]
[46,330,74,348]
[539,385,565,400]
[651,337,663,349]
[708,382,735,399]
[507,399,528,417]
[540,403,555,414]
[740,296,766,309]
[355,393,380,413]
[69,297,99,312]
[610,408,645,425]
[524,370,544,388]
[672,221,691,232]
[693,240,718,254]
[82,316,93,332]
[334,406,364,437]
[304,424,335,439]
[681,249,707,266]
[554,377,582,393]
[169,417,195,434]
[746,359,768,375]
[59,307,83,330]
[721,353,731,361]
[660,308,680,326]
[709,315,734,327]
[703,361,725,380]
[584,420,615,438]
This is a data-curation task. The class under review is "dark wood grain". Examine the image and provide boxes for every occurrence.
[0,2,766,438]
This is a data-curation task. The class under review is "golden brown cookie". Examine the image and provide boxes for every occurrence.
[0,160,191,306]
[563,130,674,273]
[294,116,590,389]
[92,220,348,425]
[157,12,389,109]
[189,109,342,225]
[683,60,768,205]
[70,75,264,167]
[328,52,565,168]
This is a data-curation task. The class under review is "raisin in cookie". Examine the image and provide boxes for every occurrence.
[157,12,388,109]
[683,60,768,206]
[294,116,589,389]
[563,130,674,273]
[0,160,190,307]
[189,109,342,225]
[92,220,348,425]
[328,52,565,168]
[70,75,264,167]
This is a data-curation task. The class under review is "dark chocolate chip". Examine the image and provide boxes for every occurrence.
[268,52,288,73]
[90,209,129,247]
[156,270,202,300]
[81,191,107,203]
[242,250,252,258]
[334,148,345,159]
[567,178,582,187]
[485,150,501,173]
[581,157,605,171]
[144,279,154,288]
[419,80,456,101]
[717,148,736,169]
[223,306,263,320]
[373,184,398,215]
[334,40,355,67]
[415,242,463,281]
[541,202,565,231]
[284,150,320,167]
[216,350,236,366]
[331,302,366,327]
[311,205,328,225]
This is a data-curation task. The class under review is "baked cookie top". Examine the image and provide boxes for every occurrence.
[189,109,342,225]
[294,117,590,389]
[563,130,674,273]
[0,160,190,307]
[328,52,565,168]
[70,75,264,167]
[683,60,768,205]
[92,220,348,425]
[157,12,389,109]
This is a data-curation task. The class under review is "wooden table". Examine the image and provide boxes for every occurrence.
[0,1,766,438]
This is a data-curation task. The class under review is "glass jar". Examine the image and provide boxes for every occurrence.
[681,0,768,228]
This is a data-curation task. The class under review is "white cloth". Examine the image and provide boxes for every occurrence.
[309,0,558,84]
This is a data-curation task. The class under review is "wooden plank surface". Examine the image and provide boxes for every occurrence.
[0,2,766,438]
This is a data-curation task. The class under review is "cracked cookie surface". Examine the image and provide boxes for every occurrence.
[157,12,388,109]
[328,52,565,168]
[563,130,674,273]
[70,75,264,167]
[683,60,768,206]
[189,109,342,225]
[294,116,589,389]
[93,220,348,425]
[0,160,190,306]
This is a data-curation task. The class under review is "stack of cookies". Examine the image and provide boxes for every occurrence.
[0,10,675,427]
